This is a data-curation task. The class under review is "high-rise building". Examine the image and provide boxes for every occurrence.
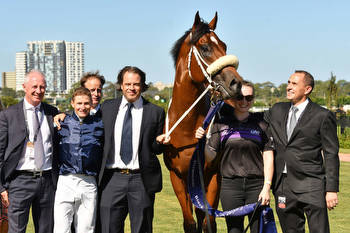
[15,41,84,93]
[2,71,16,90]
[27,40,66,92]
[15,51,27,91]
[65,42,84,90]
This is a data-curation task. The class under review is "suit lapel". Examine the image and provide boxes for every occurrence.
[111,98,121,131]
[289,100,314,141]
[18,100,27,136]
[282,103,291,144]
[139,97,150,148]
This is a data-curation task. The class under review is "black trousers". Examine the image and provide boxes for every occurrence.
[275,174,330,233]
[220,176,264,233]
[8,172,54,233]
[99,170,155,233]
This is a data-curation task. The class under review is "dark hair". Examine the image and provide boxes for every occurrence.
[71,87,92,102]
[115,66,149,92]
[295,70,314,94]
[241,80,255,96]
[80,71,105,88]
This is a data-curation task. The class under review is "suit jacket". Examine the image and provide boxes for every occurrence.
[264,100,339,194]
[98,97,165,194]
[0,100,59,192]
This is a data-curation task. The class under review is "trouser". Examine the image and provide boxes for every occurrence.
[99,170,155,233]
[54,174,97,233]
[8,171,54,233]
[220,176,263,233]
[275,174,330,233]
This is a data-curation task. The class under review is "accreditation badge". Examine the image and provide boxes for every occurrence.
[278,196,286,209]
[26,141,35,159]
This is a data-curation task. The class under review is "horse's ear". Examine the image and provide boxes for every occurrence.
[208,12,218,30]
[192,11,201,31]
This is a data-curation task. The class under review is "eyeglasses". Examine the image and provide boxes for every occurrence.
[236,95,254,102]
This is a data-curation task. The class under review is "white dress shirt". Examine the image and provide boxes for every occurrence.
[107,96,143,169]
[16,99,53,171]
[286,98,309,131]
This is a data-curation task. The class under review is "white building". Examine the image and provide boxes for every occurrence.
[65,42,84,91]
[15,51,27,91]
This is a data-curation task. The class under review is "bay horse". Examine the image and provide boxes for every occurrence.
[164,12,243,233]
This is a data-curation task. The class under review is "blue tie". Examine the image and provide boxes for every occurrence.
[120,103,133,165]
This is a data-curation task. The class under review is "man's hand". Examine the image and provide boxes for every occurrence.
[54,113,66,130]
[156,134,171,145]
[1,190,9,207]
[326,192,338,210]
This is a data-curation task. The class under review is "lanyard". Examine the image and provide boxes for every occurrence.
[23,104,44,143]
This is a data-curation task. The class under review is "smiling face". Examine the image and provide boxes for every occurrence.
[84,77,102,108]
[232,85,254,114]
[121,71,142,103]
[71,94,91,119]
[23,71,46,107]
[286,73,312,105]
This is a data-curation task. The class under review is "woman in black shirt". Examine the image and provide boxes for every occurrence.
[196,81,274,233]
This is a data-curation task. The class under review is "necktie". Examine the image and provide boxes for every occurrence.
[33,107,44,170]
[120,103,133,165]
[287,106,298,140]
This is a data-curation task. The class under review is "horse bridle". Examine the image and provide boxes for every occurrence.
[165,38,239,138]
[187,43,239,95]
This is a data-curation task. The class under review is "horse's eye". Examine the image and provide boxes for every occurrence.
[199,44,212,57]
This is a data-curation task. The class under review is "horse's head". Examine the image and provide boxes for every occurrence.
[171,11,242,100]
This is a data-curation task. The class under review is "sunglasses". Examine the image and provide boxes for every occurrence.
[236,95,254,102]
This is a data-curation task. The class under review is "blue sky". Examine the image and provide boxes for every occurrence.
[1,1,349,87]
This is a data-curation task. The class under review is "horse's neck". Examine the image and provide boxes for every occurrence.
[169,74,209,132]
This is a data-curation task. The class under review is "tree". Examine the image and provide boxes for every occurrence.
[1,96,18,108]
[102,81,117,101]
[16,90,25,98]
[326,72,338,109]
[1,87,17,98]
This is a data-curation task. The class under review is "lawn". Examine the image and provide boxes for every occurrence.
[24,159,350,232]
[340,148,350,154]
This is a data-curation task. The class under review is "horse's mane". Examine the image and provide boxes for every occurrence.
[171,20,211,67]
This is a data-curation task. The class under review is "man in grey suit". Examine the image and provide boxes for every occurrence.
[98,66,169,233]
[0,70,59,233]
[264,70,339,233]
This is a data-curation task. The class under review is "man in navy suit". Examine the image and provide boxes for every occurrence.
[98,66,169,233]
[0,70,59,233]
[264,70,339,233]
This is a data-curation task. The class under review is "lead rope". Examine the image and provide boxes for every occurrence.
[165,84,212,138]
[166,45,214,138]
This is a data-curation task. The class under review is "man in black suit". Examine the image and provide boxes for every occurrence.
[98,66,169,233]
[0,70,59,233]
[264,70,339,233]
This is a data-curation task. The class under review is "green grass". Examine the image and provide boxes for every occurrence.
[340,148,350,154]
[24,159,350,232]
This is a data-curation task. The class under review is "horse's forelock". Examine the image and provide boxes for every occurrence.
[170,21,211,67]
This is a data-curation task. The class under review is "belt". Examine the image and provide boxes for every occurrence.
[15,170,51,178]
[108,168,140,175]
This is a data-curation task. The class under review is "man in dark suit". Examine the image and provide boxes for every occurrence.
[264,70,339,233]
[0,70,59,233]
[98,66,169,233]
